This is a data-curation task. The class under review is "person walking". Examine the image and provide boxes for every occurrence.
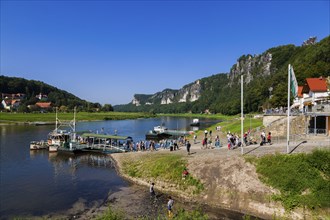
[215,135,221,148]
[260,131,266,146]
[167,196,174,218]
[186,140,191,155]
[267,132,272,145]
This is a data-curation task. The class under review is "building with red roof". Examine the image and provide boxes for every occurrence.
[1,99,21,111]
[35,102,52,109]
[300,76,329,106]
[305,77,328,92]
[291,76,329,136]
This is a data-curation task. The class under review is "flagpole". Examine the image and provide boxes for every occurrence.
[287,64,290,153]
[241,74,244,155]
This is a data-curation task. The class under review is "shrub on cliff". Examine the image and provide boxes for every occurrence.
[248,149,330,211]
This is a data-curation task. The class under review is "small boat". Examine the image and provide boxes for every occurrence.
[153,125,168,133]
[145,130,172,141]
[190,118,200,127]
[30,141,48,150]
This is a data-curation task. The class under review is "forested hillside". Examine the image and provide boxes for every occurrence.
[0,76,112,112]
[114,36,330,115]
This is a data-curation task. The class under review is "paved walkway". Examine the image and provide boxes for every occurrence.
[187,134,329,157]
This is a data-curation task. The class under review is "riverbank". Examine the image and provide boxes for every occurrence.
[103,131,329,220]
[0,111,155,124]
[0,112,235,125]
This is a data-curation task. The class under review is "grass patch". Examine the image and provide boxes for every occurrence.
[97,207,210,220]
[246,149,330,211]
[95,206,124,220]
[171,208,209,220]
[158,113,235,120]
[136,208,209,220]
[215,116,263,134]
[122,153,204,194]
[0,111,154,123]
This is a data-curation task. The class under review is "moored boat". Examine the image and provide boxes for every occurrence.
[153,125,168,133]
[30,107,79,153]
[30,141,48,150]
[190,118,200,127]
[30,107,131,154]
[145,130,172,141]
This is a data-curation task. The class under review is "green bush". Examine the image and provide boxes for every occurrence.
[252,149,330,210]
[122,153,204,194]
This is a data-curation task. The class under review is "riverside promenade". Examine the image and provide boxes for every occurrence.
[197,134,330,157]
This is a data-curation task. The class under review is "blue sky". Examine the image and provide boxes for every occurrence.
[1,1,329,105]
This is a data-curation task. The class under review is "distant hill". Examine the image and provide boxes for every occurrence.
[0,76,111,112]
[114,36,330,115]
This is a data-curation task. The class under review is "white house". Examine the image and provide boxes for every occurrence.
[302,77,329,106]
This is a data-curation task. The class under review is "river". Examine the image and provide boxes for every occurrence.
[0,117,259,219]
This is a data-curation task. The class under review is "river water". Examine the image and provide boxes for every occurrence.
[0,117,256,219]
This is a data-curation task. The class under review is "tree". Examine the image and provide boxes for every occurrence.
[18,104,29,113]
[101,104,114,112]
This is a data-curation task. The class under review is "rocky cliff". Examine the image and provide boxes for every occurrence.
[131,80,202,106]
[228,53,272,85]
[130,52,274,107]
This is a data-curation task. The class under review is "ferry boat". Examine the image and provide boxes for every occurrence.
[30,107,80,153]
[47,129,77,152]
[30,107,132,154]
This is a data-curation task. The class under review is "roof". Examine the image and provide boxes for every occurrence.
[36,102,52,108]
[2,99,20,105]
[306,77,328,92]
[298,86,303,98]
[81,133,131,140]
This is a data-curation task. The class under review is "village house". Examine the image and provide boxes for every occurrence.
[0,93,26,111]
[293,76,330,135]
[35,102,52,109]
[1,99,21,111]
[35,93,48,101]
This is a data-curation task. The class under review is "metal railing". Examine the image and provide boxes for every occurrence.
[308,128,327,135]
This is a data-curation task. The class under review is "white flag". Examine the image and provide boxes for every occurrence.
[290,65,298,98]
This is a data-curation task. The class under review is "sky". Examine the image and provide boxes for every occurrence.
[1,0,329,105]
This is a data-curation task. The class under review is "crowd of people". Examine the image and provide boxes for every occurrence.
[226,132,242,149]
[123,127,272,154]
[124,137,189,152]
